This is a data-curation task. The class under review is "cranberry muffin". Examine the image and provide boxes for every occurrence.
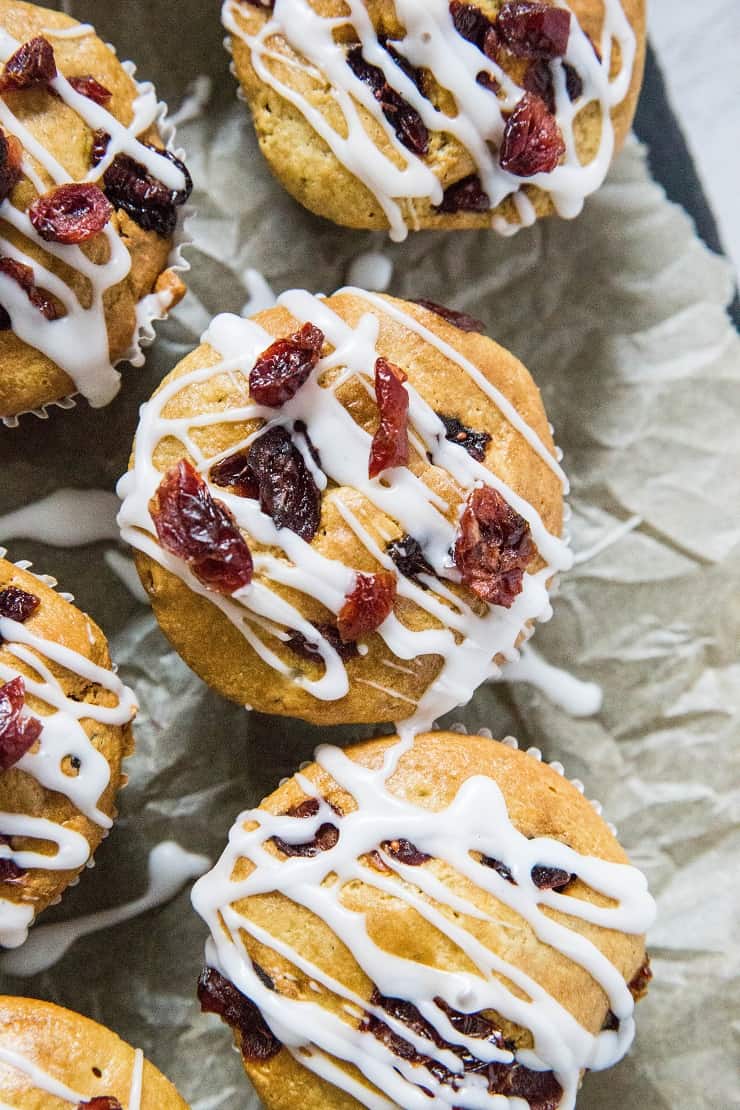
[0,996,190,1107]
[223,0,646,240]
[118,289,570,728]
[0,557,136,948]
[193,731,655,1109]
[0,0,191,422]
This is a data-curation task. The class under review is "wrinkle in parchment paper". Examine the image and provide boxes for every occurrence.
[0,4,738,1108]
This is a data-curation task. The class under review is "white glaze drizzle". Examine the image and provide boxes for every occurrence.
[0,1034,147,1108]
[223,0,637,241]
[0,608,137,949]
[117,289,571,734]
[347,250,394,292]
[0,21,188,408]
[192,737,656,1109]
[494,642,602,718]
[0,489,120,546]
[0,840,211,977]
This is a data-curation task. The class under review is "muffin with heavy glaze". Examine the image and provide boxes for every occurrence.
[223,0,646,240]
[193,730,655,1109]
[0,0,191,422]
[0,995,189,1107]
[118,288,570,728]
[0,556,136,948]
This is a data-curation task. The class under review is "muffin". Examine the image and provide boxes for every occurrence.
[222,0,646,240]
[0,0,192,423]
[118,289,570,728]
[0,995,189,1107]
[0,556,136,948]
[193,730,655,1109]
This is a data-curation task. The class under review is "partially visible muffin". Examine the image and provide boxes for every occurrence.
[119,289,569,728]
[223,0,646,239]
[0,0,191,422]
[0,995,190,1107]
[193,731,655,1109]
[0,557,136,948]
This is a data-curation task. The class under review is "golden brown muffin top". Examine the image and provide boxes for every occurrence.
[224,0,646,237]
[119,289,568,726]
[0,995,189,1108]
[193,730,655,1109]
[0,557,136,947]
[0,0,190,421]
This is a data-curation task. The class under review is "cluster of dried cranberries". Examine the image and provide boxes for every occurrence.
[347,45,429,156]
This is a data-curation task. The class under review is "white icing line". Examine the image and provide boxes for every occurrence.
[495,642,603,718]
[0,489,120,546]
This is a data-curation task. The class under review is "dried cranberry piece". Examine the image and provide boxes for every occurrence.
[436,999,504,1044]
[0,129,22,203]
[68,75,112,105]
[245,425,321,542]
[272,798,340,858]
[369,358,409,479]
[414,299,485,334]
[0,258,60,321]
[486,1061,562,1107]
[500,92,565,176]
[103,149,192,237]
[286,623,359,664]
[347,47,429,156]
[496,1,570,59]
[523,58,555,114]
[437,174,490,214]
[481,855,515,882]
[629,959,652,999]
[449,2,499,58]
[0,677,42,772]
[77,1099,123,1110]
[0,858,24,881]
[151,459,253,594]
[29,183,113,244]
[210,452,259,500]
[531,864,573,891]
[249,323,324,407]
[454,487,533,607]
[437,413,492,462]
[564,61,583,100]
[198,967,282,1062]
[381,37,426,95]
[0,37,56,92]
[386,535,433,584]
[382,839,431,866]
[91,129,111,168]
[337,572,396,642]
[0,587,40,624]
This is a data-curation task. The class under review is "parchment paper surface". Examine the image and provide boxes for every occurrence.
[0,3,738,1108]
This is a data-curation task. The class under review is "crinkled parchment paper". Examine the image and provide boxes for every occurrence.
[0,3,738,1108]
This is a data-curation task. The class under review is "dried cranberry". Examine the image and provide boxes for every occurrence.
[68,75,112,105]
[0,839,25,882]
[29,184,112,245]
[210,452,259,500]
[477,70,501,94]
[381,37,426,95]
[347,47,428,156]
[244,426,321,542]
[496,1,570,59]
[369,358,409,479]
[151,459,253,594]
[77,1099,123,1110]
[437,174,490,214]
[249,323,324,407]
[414,299,485,333]
[454,487,533,606]
[90,129,111,168]
[481,856,515,882]
[437,413,492,462]
[531,864,573,891]
[449,2,498,58]
[0,37,56,92]
[382,839,431,866]
[272,799,339,857]
[386,535,433,584]
[103,149,192,237]
[337,572,396,642]
[0,587,40,625]
[500,92,565,176]
[286,623,359,664]
[0,258,60,321]
[564,62,583,100]
[0,129,22,203]
[629,959,652,999]
[199,966,282,1061]
[0,677,42,772]
[523,58,555,114]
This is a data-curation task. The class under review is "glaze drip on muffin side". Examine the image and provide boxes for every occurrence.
[223,0,637,240]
